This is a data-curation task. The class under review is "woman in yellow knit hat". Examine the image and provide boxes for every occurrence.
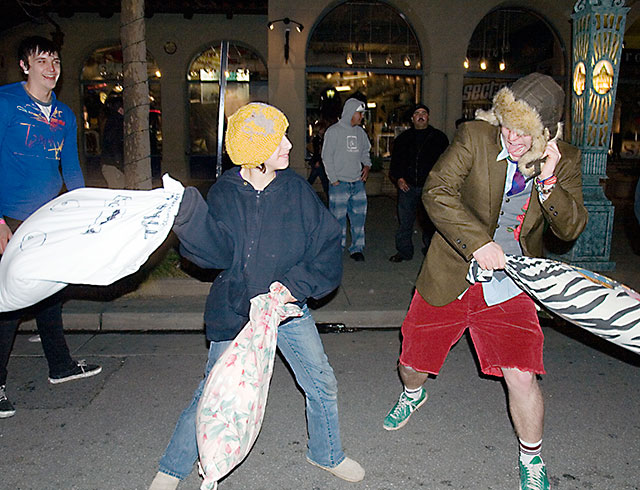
[150,103,364,489]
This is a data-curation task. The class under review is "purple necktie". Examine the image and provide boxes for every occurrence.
[507,158,526,196]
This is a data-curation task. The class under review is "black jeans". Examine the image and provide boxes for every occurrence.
[394,186,435,259]
[0,217,75,385]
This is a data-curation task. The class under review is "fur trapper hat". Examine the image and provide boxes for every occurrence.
[475,73,565,178]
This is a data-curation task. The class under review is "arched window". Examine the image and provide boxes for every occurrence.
[462,8,566,120]
[187,42,268,180]
[306,1,421,160]
[80,45,162,184]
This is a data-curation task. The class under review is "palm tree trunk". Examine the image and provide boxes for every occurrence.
[120,0,152,189]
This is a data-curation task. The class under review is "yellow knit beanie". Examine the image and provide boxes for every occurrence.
[225,103,289,168]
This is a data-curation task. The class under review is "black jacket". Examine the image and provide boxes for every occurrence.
[389,126,449,188]
[173,167,342,341]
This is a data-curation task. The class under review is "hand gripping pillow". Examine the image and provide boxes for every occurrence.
[0,174,184,311]
[196,282,302,490]
[467,254,640,354]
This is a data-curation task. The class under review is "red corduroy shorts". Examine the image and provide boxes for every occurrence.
[399,284,545,377]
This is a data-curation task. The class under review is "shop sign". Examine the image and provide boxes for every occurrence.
[462,80,509,102]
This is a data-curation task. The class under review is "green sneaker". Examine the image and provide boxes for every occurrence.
[519,456,550,490]
[382,388,427,431]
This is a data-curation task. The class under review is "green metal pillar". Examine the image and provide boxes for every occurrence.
[551,0,628,270]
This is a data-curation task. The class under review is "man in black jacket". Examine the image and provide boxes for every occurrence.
[388,104,449,262]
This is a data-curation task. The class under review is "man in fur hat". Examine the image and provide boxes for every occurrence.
[382,73,588,490]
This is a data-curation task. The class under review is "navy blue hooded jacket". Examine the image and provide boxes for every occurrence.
[173,167,342,341]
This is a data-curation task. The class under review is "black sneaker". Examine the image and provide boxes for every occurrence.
[0,385,16,418]
[389,253,410,263]
[49,360,102,385]
[350,252,365,262]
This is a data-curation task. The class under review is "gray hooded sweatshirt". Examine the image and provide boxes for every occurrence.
[321,98,372,183]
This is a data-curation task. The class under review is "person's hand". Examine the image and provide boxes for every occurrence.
[0,222,12,254]
[397,178,410,192]
[539,140,561,180]
[361,165,370,182]
[472,241,506,270]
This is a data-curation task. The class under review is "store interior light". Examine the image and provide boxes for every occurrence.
[463,57,469,69]
[499,59,506,71]
[367,102,376,108]
[346,52,353,65]
[335,85,352,92]
[403,55,411,67]
[480,59,487,71]
[385,53,393,65]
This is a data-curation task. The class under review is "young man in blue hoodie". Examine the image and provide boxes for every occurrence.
[0,36,101,419]
[321,98,372,261]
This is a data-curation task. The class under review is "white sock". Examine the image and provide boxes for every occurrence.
[519,438,543,465]
[403,386,423,400]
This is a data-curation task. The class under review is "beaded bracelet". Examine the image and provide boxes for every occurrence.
[534,175,557,196]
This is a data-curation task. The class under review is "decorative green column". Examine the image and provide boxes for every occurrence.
[552,0,628,270]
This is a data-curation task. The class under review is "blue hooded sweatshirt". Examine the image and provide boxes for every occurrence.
[172,167,342,341]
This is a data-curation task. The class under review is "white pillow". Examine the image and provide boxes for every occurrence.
[0,174,184,312]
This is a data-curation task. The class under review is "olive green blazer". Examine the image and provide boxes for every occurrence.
[417,120,588,306]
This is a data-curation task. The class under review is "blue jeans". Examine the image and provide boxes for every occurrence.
[158,306,345,480]
[394,186,435,259]
[635,176,640,225]
[328,181,367,254]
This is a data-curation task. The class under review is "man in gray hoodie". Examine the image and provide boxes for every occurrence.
[321,98,372,261]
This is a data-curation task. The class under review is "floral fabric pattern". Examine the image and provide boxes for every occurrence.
[507,196,530,241]
[196,282,302,490]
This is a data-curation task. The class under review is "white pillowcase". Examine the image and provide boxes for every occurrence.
[0,174,184,312]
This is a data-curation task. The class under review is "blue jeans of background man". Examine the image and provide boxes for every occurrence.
[158,305,345,480]
[394,186,435,259]
[328,180,367,254]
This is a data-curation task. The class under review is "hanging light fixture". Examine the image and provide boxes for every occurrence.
[346,52,353,65]
[403,55,411,67]
[480,17,488,71]
[386,53,393,65]
[463,57,470,69]
[499,10,508,72]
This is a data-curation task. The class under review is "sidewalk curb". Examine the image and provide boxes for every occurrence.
[18,309,408,332]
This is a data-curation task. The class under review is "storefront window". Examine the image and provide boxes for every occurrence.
[187,42,267,180]
[306,1,421,161]
[462,8,565,120]
[81,45,162,184]
[615,47,640,160]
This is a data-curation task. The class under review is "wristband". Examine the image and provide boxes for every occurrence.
[0,218,6,225]
[536,175,557,186]
[534,175,557,196]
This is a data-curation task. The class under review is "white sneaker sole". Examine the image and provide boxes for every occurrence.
[383,393,428,431]
[49,366,102,385]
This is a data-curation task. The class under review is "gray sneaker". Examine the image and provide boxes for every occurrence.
[0,385,16,418]
[383,388,427,430]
